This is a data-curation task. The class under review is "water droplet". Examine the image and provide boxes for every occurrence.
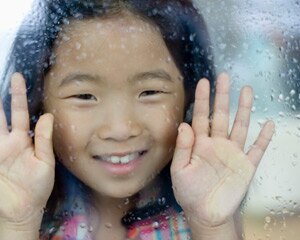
[257,119,266,126]
[275,196,284,202]
[269,209,275,215]
[69,156,76,162]
[105,222,112,228]
[124,198,130,205]
[291,161,298,166]
[80,223,87,228]
[265,216,271,223]
[218,43,227,50]
[282,207,289,214]
[152,221,160,229]
[189,33,196,42]
[290,89,296,96]
[166,56,172,63]
[28,130,34,137]
[158,197,166,205]
[279,94,284,101]
[75,42,81,50]
[62,35,70,41]
[49,227,57,234]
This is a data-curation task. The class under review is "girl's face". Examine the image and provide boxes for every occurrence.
[43,13,185,198]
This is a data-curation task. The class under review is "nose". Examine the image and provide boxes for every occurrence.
[96,102,142,141]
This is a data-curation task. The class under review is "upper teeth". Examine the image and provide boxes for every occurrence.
[96,152,141,164]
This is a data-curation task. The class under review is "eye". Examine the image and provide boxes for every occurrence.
[72,94,97,101]
[139,90,164,97]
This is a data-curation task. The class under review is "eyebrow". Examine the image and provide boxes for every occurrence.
[130,69,173,83]
[58,69,173,87]
[58,73,101,88]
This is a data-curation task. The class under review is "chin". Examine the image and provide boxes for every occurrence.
[98,185,141,199]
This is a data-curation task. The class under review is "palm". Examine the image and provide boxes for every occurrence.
[171,73,274,227]
[172,137,253,226]
[0,73,55,223]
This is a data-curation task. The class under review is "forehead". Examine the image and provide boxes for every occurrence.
[55,13,165,56]
[61,12,159,35]
[47,12,180,84]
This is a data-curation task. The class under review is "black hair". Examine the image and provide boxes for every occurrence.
[1,0,216,236]
[2,0,215,126]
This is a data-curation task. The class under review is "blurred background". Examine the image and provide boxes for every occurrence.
[194,0,300,239]
[1,0,299,239]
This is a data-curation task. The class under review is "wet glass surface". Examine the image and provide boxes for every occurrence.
[0,0,299,239]
[194,0,300,239]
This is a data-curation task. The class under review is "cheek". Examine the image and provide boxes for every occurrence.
[162,98,185,145]
[166,95,185,127]
[51,112,88,160]
[148,104,184,146]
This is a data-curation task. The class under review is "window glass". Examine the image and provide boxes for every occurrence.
[0,0,34,79]
[195,0,300,239]
[0,0,299,239]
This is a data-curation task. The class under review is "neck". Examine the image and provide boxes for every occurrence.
[91,193,137,228]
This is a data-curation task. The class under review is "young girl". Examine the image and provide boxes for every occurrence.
[0,0,274,239]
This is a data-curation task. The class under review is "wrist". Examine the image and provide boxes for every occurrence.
[0,214,43,240]
[0,222,40,240]
[186,216,240,240]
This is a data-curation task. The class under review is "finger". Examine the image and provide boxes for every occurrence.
[230,86,253,149]
[34,113,55,167]
[11,73,30,132]
[171,123,194,173]
[247,121,275,167]
[210,73,230,138]
[0,97,9,135]
[191,78,210,137]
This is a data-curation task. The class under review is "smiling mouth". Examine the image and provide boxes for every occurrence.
[93,151,146,164]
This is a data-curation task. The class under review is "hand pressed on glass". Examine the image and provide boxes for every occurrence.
[0,73,54,225]
[171,73,274,228]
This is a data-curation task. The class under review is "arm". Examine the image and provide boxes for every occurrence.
[170,73,274,239]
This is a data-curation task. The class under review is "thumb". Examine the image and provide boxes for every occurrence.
[171,122,194,174]
[34,113,55,167]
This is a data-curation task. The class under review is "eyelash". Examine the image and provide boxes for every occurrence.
[72,94,97,101]
[70,91,165,100]
[139,90,165,97]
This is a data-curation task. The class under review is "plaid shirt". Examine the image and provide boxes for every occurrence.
[49,206,191,240]
[41,167,191,240]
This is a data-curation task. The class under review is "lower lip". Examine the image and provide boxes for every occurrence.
[97,155,144,175]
